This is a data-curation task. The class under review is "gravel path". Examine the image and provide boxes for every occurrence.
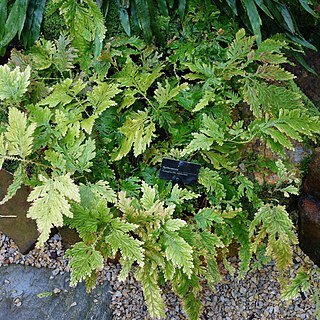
[0,231,317,320]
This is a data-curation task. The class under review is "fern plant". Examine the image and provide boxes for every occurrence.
[0,2,319,319]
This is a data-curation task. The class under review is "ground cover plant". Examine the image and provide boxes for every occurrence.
[0,0,320,319]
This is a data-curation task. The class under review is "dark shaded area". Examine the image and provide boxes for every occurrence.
[0,264,112,320]
[287,51,320,108]
[299,195,320,267]
[299,148,320,267]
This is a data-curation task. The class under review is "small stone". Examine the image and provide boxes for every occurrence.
[114,291,122,298]
[239,287,246,294]
[13,298,22,307]
[52,268,60,276]
[53,288,61,294]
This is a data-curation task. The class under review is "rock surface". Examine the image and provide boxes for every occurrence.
[302,148,320,199]
[299,149,320,266]
[0,170,38,254]
[299,195,320,267]
[0,264,112,320]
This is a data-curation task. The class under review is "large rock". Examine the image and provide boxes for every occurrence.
[302,148,320,198]
[298,149,320,266]
[298,196,320,267]
[0,170,39,254]
[0,264,112,320]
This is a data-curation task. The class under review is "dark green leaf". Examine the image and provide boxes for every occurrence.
[225,0,237,15]
[290,51,317,76]
[241,0,261,42]
[278,3,295,35]
[119,7,131,36]
[254,0,273,19]
[178,0,186,21]
[132,0,152,42]
[22,0,46,48]
[286,33,317,51]
[167,0,174,9]
[0,0,28,49]
[0,0,7,39]
[16,0,28,39]
[298,0,317,17]
[157,0,168,16]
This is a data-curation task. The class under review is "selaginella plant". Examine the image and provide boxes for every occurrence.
[0,1,319,319]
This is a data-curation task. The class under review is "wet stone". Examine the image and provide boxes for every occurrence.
[0,264,112,320]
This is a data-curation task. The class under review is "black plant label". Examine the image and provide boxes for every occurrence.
[159,158,201,185]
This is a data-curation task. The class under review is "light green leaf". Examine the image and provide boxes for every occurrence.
[0,134,8,169]
[249,205,298,271]
[194,208,224,230]
[65,242,104,288]
[0,164,25,205]
[105,227,144,264]
[281,270,310,300]
[0,65,31,102]
[163,231,194,277]
[255,65,295,81]
[27,173,80,244]
[198,168,226,203]
[167,184,199,205]
[141,181,157,210]
[164,219,186,232]
[182,133,213,156]
[154,81,188,108]
[112,110,156,160]
[5,107,36,158]
[135,266,166,319]
[280,185,299,198]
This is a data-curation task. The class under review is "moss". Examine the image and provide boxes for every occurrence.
[104,1,127,39]
[41,0,66,40]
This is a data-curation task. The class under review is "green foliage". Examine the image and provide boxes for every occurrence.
[0,65,31,103]
[215,0,318,49]
[65,242,104,289]
[27,174,80,244]
[1,3,320,319]
[0,0,46,56]
[249,204,298,271]
[53,0,106,70]
[102,0,187,43]
[42,0,66,40]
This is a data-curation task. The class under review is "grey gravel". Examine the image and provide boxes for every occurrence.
[0,231,318,319]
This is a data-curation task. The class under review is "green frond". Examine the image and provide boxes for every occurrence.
[0,164,25,205]
[167,184,199,206]
[182,292,202,320]
[112,110,156,160]
[281,270,311,300]
[27,173,80,244]
[135,266,166,319]
[65,242,104,289]
[249,205,298,271]
[163,230,194,277]
[5,107,36,159]
[105,219,144,264]
[0,65,31,103]
[198,168,226,203]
